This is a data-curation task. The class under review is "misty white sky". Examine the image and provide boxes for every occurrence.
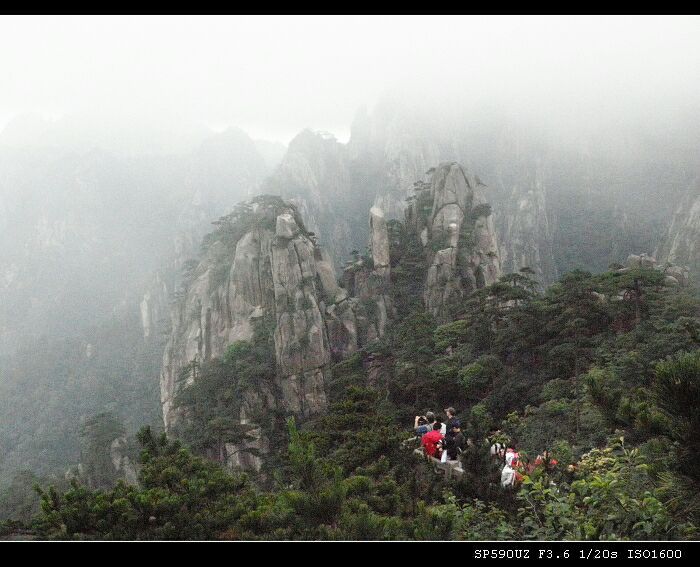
[1,15,699,144]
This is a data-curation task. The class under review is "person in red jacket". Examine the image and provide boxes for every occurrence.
[421,422,444,458]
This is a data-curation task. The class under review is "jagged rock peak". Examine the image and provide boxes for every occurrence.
[405,162,501,322]
[369,206,390,270]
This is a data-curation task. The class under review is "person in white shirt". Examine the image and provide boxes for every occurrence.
[501,463,516,488]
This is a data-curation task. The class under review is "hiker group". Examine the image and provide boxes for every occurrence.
[414,407,466,464]
[414,411,558,489]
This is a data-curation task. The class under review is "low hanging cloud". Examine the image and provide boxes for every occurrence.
[0,15,699,146]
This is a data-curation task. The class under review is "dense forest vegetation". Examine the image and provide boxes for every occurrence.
[2,218,699,541]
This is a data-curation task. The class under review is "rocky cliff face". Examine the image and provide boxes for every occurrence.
[404,162,501,322]
[160,195,393,469]
[656,183,700,280]
[161,198,328,429]
[333,206,393,350]
[485,153,557,286]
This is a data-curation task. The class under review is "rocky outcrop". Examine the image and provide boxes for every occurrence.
[369,206,391,274]
[404,162,501,322]
[161,197,331,432]
[160,196,394,470]
[620,253,691,288]
[347,104,556,284]
[625,253,658,270]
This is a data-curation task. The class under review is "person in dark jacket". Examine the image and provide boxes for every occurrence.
[444,407,460,442]
[445,424,465,460]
